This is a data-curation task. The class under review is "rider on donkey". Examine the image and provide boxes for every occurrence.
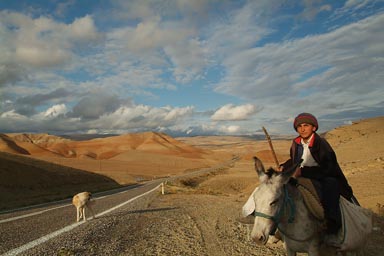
[281,113,359,245]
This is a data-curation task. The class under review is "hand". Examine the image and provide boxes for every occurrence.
[293,167,302,178]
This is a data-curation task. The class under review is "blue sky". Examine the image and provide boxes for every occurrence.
[0,0,383,136]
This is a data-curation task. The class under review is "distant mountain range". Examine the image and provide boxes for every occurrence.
[0,131,206,160]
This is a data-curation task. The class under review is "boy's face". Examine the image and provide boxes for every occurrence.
[296,123,316,140]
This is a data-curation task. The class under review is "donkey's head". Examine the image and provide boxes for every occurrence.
[250,157,298,245]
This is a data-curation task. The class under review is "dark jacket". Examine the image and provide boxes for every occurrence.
[282,133,353,200]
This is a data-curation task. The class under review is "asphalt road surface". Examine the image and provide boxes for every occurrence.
[0,181,163,255]
[0,158,239,255]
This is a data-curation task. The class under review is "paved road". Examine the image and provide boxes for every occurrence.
[0,181,162,255]
[0,157,239,255]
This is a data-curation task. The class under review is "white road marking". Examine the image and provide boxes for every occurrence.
[2,184,161,256]
[0,204,70,224]
[0,194,111,224]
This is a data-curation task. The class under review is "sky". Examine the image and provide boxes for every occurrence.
[0,0,383,137]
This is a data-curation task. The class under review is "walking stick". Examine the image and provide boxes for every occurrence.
[262,126,280,169]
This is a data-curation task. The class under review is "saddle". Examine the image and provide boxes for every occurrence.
[296,177,325,220]
[286,178,371,251]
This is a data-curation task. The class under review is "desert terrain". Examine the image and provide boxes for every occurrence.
[0,116,383,255]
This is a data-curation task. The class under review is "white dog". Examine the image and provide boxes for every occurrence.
[72,192,96,222]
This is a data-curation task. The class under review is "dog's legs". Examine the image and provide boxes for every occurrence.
[76,207,81,222]
[87,205,96,220]
[82,207,86,221]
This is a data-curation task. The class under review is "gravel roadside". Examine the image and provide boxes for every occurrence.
[23,187,287,256]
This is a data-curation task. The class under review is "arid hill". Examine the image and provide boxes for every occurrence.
[0,152,120,211]
[0,131,232,187]
[1,116,383,213]
[178,116,384,210]
[2,132,206,159]
[1,116,383,255]
[324,116,384,209]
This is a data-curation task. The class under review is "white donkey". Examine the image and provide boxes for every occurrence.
[72,192,96,222]
[244,157,368,256]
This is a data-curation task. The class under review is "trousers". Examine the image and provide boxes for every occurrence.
[318,177,341,234]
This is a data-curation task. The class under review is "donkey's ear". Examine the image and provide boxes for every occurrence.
[253,156,266,179]
[242,186,259,217]
[281,159,303,183]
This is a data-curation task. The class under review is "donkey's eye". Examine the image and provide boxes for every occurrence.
[270,199,278,206]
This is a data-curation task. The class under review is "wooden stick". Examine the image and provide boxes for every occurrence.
[262,126,280,169]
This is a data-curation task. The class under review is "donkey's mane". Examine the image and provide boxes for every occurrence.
[264,167,279,178]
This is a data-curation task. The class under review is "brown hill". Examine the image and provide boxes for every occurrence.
[178,116,384,211]
[0,152,120,211]
[5,131,207,159]
[1,133,64,157]
[2,116,382,211]
[325,116,384,167]
[0,131,231,210]
[0,134,30,155]
[2,131,230,185]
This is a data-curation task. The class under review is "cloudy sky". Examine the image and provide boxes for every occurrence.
[0,0,383,137]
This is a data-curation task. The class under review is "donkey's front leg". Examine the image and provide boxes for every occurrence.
[286,248,296,256]
[308,245,321,256]
[284,243,297,256]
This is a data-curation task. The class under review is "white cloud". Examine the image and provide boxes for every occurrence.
[15,47,71,67]
[214,14,384,117]
[163,106,194,121]
[67,15,100,41]
[103,0,210,84]
[0,11,102,87]
[86,104,195,131]
[300,2,332,21]
[211,104,257,121]
[110,0,213,23]
[128,19,194,52]
[86,129,99,134]
[1,110,26,120]
[0,1,382,136]
[106,18,201,84]
[207,1,274,58]
[344,0,372,8]
[70,94,122,120]
[0,103,195,134]
[43,104,68,119]
[219,125,240,134]
[164,38,207,83]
